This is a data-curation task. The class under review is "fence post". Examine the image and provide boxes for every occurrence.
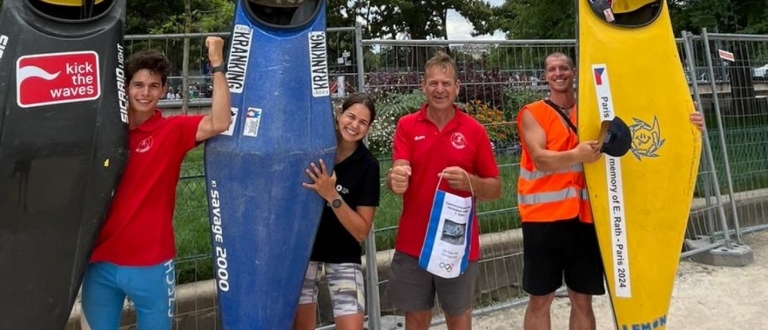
[701,153,718,243]
[363,227,382,330]
[356,22,383,330]
[355,22,366,94]
[681,31,718,243]
[700,28,743,244]
[681,30,733,246]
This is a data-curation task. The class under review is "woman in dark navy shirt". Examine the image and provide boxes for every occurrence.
[293,93,380,330]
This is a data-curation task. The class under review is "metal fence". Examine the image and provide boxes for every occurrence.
[68,25,768,330]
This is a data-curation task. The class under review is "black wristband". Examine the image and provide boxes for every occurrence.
[211,64,226,74]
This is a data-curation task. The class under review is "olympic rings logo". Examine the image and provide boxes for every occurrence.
[439,262,454,272]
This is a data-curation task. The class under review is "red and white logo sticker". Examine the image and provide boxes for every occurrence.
[135,136,153,153]
[451,132,467,150]
[16,51,100,108]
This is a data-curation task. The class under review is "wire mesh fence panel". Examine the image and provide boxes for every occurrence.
[65,30,768,330]
[696,32,768,241]
[679,34,727,246]
[362,39,579,321]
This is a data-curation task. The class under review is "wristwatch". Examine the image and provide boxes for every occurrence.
[211,64,227,74]
[331,196,343,209]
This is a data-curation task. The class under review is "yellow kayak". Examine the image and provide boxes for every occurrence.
[577,0,702,329]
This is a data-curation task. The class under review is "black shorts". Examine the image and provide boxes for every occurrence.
[522,218,606,296]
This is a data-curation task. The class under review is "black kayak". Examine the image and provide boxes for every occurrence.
[0,0,128,329]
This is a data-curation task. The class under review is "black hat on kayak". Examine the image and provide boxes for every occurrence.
[600,116,633,157]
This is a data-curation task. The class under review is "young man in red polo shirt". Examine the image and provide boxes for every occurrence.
[80,37,232,330]
[386,51,502,330]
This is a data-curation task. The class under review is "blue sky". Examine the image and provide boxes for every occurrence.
[446,0,506,40]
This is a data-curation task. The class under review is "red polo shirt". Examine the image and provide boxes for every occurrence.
[392,104,500,261]
[90,110,204,266]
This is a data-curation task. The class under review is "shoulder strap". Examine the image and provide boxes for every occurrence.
[543,99,578,134]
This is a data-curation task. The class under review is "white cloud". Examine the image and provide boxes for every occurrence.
[446,0,506,41]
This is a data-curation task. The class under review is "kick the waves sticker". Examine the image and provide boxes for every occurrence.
[16,51,101,108]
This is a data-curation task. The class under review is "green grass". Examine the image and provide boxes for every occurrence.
[172,146,209,284]
[694,111,768,197]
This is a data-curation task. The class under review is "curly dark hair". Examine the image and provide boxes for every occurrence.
[125,50,171,86]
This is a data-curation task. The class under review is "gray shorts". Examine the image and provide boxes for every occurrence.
[299,261,365,318]
[386,251,479,316]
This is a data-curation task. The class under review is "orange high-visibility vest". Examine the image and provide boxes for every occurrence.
[516,100,592,223]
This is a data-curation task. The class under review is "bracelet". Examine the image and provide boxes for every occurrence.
[211,64,227,74]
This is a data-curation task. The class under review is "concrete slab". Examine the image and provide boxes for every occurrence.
[374,315,404,330]
[686,238,755,267]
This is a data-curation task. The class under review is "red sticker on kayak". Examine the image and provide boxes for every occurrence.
[16,51,101,108]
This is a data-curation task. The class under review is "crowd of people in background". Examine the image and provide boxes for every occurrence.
[162,60,215,100]
[162,82,214,100]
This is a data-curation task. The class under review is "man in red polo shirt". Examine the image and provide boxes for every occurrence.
[80,37,232,330]
[386,51,502,330]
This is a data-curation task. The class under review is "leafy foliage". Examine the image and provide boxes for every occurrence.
[489,0,768,40]
[367,90,427,157]
[145,0,234,34]
[462,99,513,145]
[3,0,768,43]
[361,74,548,158]
[489,0,575,40]
[502,87,548,121]
[458,67,513,109]
[355,0,494,40]
[669,0,768,35]
[363,64,541,112]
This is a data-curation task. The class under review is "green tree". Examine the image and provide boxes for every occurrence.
[359,0,494,40]
[327,0,362,28]
[144,0,234,34]
[356,0,495,70]
[136,0,233,114]
[669,0,768,35]
[488,0,575,40]
[490,0,768,40]
[126,0,186,34]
